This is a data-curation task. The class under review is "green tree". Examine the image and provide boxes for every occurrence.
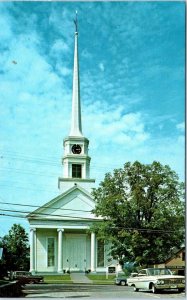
[0,224,30,275]
[92,161,185,267]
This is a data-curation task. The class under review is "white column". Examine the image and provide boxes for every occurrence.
[57,229,64,273]
[30,228,36,273]
[91,232,96,272]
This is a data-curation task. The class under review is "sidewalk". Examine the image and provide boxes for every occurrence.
[70,272,93,283]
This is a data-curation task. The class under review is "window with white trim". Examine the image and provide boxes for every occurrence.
[72,164,82,178]
[47,238,55,267]
[97,239,104,267]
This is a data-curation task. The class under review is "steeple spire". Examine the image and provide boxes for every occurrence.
[70,11,83,137]
[59,12,95,192]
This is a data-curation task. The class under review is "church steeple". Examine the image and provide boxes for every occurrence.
[70,11,83,137]
[58,13,95,192]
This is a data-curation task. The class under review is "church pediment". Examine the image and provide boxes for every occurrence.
[27,185,97,221]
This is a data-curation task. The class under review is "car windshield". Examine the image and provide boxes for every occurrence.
[147,268,172,276]
[17,271,31,275]
[116,273,125,277]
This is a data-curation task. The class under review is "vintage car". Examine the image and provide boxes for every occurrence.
[127,268,185,293]
[115,272,127,286]
[9,271,44,284]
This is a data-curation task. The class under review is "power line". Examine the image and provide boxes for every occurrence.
[0,164,108,175]
[0,152,119,170]
[0,201,92,213]
[0,151,59,165]
[0,184,58,193]
[0,211,184,234]
[0,166,58,178]
[0,201,184,234]
[0,166,105,180]
[0,183,59,193]
[0,213,26,219]
[0,208,97,221]
[116,227,185,233]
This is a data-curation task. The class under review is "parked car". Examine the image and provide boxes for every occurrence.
[115,272,127,286]
[127,268,185,293]
[9,271,44,284]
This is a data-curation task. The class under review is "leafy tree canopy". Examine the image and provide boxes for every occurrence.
[92,161,185,267]
[0,224,30,275]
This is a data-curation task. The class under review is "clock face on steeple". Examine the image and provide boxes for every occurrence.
[72,144,82,154]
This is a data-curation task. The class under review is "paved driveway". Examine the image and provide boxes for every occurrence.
[23,283,185,299]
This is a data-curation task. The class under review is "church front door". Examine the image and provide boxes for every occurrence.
[64,234,87,272]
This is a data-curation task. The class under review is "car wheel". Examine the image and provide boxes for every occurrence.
[178,288,184,293]
[121,280,126,286]
[151,284,157,294]
[133,285,139,292]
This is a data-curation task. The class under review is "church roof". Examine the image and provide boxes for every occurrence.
[27,184,99,222]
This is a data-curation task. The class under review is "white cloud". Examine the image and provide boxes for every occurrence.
[51,39,69,53]
[99,62,105,72]
[176,122,185,132]
[56,65,71,76]
[83,100,148,148]
[0,11,71,159]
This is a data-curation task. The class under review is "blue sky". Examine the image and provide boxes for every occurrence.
[0,1,185,236]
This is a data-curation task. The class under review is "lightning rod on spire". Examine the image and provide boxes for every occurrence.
[74,11,78,32]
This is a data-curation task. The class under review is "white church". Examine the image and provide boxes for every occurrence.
[27,18,119,274]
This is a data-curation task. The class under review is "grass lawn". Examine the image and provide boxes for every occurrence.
[86,274,116,284]
[43,274,116,285]
[43,275,72,283]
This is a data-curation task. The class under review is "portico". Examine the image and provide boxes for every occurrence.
[29,223,97,274]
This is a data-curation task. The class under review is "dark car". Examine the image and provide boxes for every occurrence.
[115,273,127,286]
[10,271,44,284]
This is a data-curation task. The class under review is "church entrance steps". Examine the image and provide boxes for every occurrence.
[70,272,93,283]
